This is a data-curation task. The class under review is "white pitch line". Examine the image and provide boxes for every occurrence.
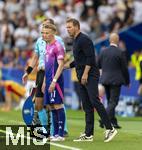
[0,129,81,150]
[50,142,81,150]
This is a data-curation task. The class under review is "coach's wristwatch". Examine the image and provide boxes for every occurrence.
[53,78,57,83]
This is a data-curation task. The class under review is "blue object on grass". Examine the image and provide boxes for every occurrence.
[22,95,34,125]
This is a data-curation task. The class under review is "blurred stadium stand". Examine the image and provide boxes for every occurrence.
[95,22,142,56]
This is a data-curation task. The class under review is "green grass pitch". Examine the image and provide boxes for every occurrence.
[0,109,142,150]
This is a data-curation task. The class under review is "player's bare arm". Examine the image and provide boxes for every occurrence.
[22,52,38,84]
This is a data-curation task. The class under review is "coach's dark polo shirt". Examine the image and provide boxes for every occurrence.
[70,32,99,81]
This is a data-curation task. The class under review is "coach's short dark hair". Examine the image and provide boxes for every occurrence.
[66,18,80,29]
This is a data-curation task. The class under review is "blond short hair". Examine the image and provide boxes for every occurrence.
[43,24,57,33]
[42,18,55,25]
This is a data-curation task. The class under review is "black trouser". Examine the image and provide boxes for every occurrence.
[74,81,82,109]
[104,85,121,125]
[78,76,112,136]
[35,70,45,97]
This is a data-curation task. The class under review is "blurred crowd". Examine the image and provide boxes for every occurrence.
[0,0,142,68]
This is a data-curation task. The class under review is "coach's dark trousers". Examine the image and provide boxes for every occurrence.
[78,76,112,136]
[104,85,121,125]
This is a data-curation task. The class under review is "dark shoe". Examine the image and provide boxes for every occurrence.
[99,120,104,128]
[113,124,122,129]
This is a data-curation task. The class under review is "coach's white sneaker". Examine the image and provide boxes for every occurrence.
[104,127,118,142]
[73,133,93,142]
[51,136,65,142]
